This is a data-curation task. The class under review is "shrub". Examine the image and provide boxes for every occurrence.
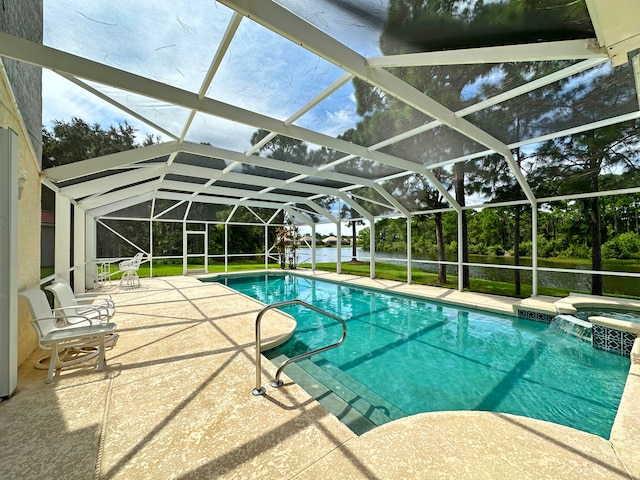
[518,240,533,257]
[560,244,591,259]
[602,232,640,259]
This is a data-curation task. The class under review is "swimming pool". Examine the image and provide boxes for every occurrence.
[210,273,630,438]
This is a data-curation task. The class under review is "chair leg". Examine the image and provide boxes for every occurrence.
[98,336,106,371]
[47,342,59,383]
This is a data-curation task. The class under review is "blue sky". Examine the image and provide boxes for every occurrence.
[41,1,393,234]
[41,1,386,150]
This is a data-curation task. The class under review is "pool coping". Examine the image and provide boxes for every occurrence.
[200,268,557,318]
[556,292,640,336]
[201,270,640,469]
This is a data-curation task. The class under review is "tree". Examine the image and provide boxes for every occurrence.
[413,172,451,283]
[42,117,146,168]
[535,115,640,294]
[43,118,160,258]
[340,204,365,262]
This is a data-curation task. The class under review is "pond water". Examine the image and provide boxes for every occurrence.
[300,247,640,297]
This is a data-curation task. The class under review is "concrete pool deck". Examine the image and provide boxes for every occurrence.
[1,273,638,479]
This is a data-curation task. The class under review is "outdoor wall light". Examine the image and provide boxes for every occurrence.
[18,170,27,199]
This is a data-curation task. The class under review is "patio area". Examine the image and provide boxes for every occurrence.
[1,274,638,479]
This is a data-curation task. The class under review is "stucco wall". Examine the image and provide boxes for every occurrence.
[1,0,43,366]
[0,71,42,366]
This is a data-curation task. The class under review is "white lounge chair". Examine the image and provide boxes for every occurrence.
[20,288,117,383]
[46,279,116,321]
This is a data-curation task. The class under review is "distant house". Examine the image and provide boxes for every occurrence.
[322,235,353,246]
[298,235,314,245]
[322,235,338,246]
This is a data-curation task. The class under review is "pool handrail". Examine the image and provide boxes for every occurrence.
[252,299,347,396]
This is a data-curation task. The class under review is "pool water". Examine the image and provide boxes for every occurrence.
[212,273,630,438]
[575,309,640,324]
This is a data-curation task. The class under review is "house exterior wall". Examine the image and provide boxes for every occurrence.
[1,0,43,367]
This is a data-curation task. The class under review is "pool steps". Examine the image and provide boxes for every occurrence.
[266,351,403,435]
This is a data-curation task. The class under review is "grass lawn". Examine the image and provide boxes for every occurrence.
[96,260,283,279]
[51,258,640,300]
[306,262,572,298]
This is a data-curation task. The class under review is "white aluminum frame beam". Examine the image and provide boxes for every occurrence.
[89,192,155,218]
[57,73,179,141]
[153,191,295,211]
[180,12,243,142]
[44,141,178,182]
[60,165,166,199]
[79,181,160,210]
[161,180,305,205]
[54,193,71,283]
[366,39,606,68]
[0,33,439,194]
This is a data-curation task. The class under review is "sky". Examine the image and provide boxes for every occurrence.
[40,0,627,234]
[41,1,386,149]
[40,1,393,235]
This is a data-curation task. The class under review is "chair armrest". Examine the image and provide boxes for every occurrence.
[52,306,110,323]
[75,297,116,310]
[32,315,92,329]
[76,292,113,300]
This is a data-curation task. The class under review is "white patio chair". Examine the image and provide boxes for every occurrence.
[20,288,117,383]
[118,252,144,289]
[46,279,116,321]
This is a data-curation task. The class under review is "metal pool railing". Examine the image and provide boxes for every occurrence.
[252,299,347,396]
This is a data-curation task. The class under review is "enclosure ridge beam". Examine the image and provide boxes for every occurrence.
[170,163,329,195]
[179,141,383,190]
[154,191,289,210]
[366,39,606,68]
[162,179,313,205]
